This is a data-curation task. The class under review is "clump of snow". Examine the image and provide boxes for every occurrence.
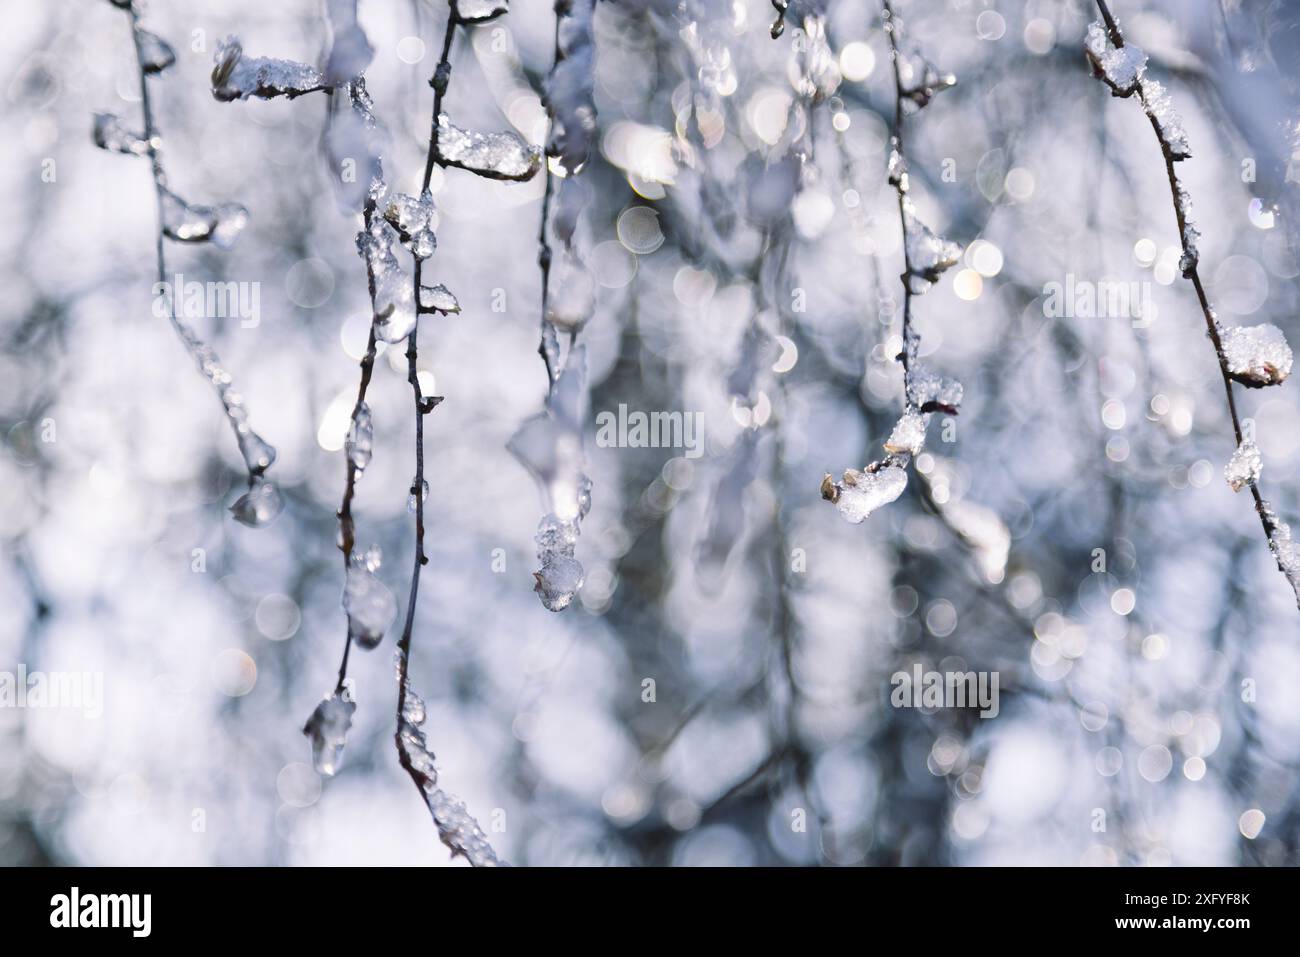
[1222,323,1293,387]
[821,464,908,524]
[437,114,542,181]
[1225,439,1262,492]
[1084,20,1146,97]
[211,36,326,101]
[885,410,929,455]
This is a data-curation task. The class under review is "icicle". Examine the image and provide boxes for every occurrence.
[230,480,283,527]
[345,400,373,472]
[323,0,374,85]
[303,680,356,776]
[343,545,396,649]
[545,0,597,176]
[436,114,542,182]
[545,250,595,331]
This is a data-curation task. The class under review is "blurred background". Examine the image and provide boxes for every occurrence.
[2,0,1299,866]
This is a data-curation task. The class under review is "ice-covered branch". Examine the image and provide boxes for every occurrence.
[511,0,599,613]
[213,1,510,862]
[98,0,279,526]
[1088,0,1299,609]
[821,0,961,523]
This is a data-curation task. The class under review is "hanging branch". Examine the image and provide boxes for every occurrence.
[212,0,540,864]
[1087,0,1299,609]
[820,0,962,524]
[98,0,279,526]
[509,0,599,613]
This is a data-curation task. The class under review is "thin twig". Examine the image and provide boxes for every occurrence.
[1093,0,1289,587]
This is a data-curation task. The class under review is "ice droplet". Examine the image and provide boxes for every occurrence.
[407,478,429,512]
[230,481,283,527]
[534,554,584,611]
[160,190,249,249]
[343,548,396,649]
[137,29,176,74]
[345,400,373,472]
[303,680,356,776]
[237,429,276,475]
[211,36,326,102]
[436,114,542,182]
[822,464,908,524]
[92,112,149,156]
[1222,323,1293,387]
[1225,439,1262,492]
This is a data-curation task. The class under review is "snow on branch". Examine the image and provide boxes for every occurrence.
[821,0,962,524]
[1088,0,1300,609]
[97,0,280,526]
